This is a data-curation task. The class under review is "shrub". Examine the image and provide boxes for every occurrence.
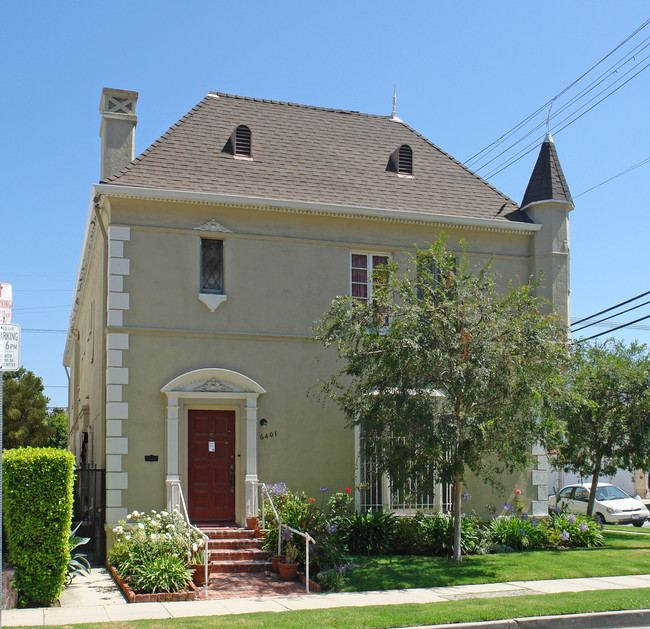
[488,515,549,550]
[109,509,200,592]
[261,483,351,588]
[547,512,604,548]
[338,510,396,555]
[127,555,193,594]
[3,447,76,606]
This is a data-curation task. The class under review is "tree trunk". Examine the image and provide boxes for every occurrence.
[587,456,602,517]
[451,470,463,562]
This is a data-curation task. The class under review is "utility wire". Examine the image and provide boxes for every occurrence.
[574,156,650,198]
[571,298,650,332]
[571,290,650,326]
[482,56,650,179]
[465,17,650,167]
[574,312,650,343]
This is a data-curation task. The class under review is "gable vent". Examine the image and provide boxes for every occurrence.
[387,144,414,175]
[233,125,252,157]
[397,144,413,174]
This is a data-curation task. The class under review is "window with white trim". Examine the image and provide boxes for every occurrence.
[351,253,389,303]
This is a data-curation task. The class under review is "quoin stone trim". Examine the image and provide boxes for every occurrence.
[105,225,131,524]
[160,368,265,522]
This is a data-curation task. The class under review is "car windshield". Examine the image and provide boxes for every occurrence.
[595,485,629,501]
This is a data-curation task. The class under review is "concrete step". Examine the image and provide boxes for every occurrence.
[199,526,257,540]
[209,537,265,550]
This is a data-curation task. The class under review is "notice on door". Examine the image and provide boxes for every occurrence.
[208,441,215,452]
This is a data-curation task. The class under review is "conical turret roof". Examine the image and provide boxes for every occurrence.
[521,134,573,210]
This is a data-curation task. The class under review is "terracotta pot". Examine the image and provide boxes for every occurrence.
[246,516,259,530]
[270,554,284,572]
[278,561,299,581]
[191,564,207,587]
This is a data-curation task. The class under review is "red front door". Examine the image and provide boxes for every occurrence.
[188,410,236,523]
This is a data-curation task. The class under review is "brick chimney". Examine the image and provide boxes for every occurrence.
[99,88,138,181]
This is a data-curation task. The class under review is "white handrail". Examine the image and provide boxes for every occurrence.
[166,479,209,591]
[247,480,316,593]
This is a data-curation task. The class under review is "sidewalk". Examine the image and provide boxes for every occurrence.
[2,571,650,627]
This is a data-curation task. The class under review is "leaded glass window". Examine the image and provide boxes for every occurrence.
[201,239,224,294]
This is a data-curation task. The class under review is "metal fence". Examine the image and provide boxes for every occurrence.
[73,468,106,564]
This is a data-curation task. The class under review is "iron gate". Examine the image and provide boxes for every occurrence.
[73,468,106,564]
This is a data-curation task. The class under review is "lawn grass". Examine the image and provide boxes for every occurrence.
[13,588,650,629]
[345,530,650,591]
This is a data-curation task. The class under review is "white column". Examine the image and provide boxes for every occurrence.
[166,394,180,508]
[244,397,259,516]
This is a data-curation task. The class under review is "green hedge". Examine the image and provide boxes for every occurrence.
[3,447,76,605]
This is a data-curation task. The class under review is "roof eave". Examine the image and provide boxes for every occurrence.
[93,183,542,233]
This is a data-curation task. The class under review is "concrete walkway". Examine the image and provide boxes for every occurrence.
[2,571,650,627]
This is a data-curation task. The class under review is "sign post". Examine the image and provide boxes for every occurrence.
[0,284,17,616]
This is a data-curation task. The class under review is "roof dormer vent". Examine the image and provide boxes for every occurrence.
[387,144,413,175]
[232,125,252,157]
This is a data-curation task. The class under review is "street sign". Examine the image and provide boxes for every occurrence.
[0,324,20,371]
[0,283,12,323]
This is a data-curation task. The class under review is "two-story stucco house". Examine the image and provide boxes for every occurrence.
[64,88,573,543]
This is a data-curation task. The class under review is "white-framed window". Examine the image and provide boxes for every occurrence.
[354,425,451,514]
[351,252,390,303]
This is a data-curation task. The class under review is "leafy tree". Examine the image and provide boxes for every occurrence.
[45,408,69,449]
[551,339,650,518]
[314,237,568,561]
[2,367,55,448]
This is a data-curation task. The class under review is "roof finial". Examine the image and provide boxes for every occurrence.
[545,100,554,143]
[390,85,402,122]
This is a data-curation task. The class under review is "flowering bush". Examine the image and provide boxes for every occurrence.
[108,509,200,593]
[261,483,352,589]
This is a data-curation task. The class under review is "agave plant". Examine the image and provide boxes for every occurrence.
[67,522,91,585]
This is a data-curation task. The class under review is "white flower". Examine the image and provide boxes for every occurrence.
[150,533,157,541]
[166,524,175,531]
[192,543,198,552]
[125,535,131,541]
[161,510,169,517]
[113,526,124,535]
[138,523,145,530]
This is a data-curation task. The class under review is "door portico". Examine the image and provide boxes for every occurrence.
[161,368,265,524]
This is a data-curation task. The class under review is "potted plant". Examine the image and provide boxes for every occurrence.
[189,543,207,586]
[270,553,284,572]
[246,513,259,532]
[278,541,299,581]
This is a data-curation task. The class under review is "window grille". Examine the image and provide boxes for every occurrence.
[200,239,224,294]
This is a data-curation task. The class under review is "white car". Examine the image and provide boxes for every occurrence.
[550,482,649,526]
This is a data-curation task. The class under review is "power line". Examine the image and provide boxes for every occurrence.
[573,156,650,198]
[21,328,67,334]
[571,298,650,332]
[574,312,650,343]
[571,290,650,326]
[465,17,650,167]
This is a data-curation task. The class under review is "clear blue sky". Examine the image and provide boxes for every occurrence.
[2,2,649,408]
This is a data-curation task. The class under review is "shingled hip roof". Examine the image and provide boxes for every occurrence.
[105,92,530,224]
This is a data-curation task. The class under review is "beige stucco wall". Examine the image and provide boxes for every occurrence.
[68,192,565,530]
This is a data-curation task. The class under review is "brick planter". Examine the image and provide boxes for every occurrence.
[107,563,199,603]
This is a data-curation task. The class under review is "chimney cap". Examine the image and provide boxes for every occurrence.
[100,88,139,118]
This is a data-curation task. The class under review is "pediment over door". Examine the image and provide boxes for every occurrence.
[161,368,265,397]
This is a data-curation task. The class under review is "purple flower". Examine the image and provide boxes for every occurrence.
[462,490,472,502]
[560,530,570,542]
[319,487,330,493]
[579,521,589,532]
[566,514,576,524]
[502,503,514,513]
[325,523,338,535]
[519,512,529,520]
[281,528,293,542]
[531,519,537,527]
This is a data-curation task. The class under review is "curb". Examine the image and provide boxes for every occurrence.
[415,608,650,629]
